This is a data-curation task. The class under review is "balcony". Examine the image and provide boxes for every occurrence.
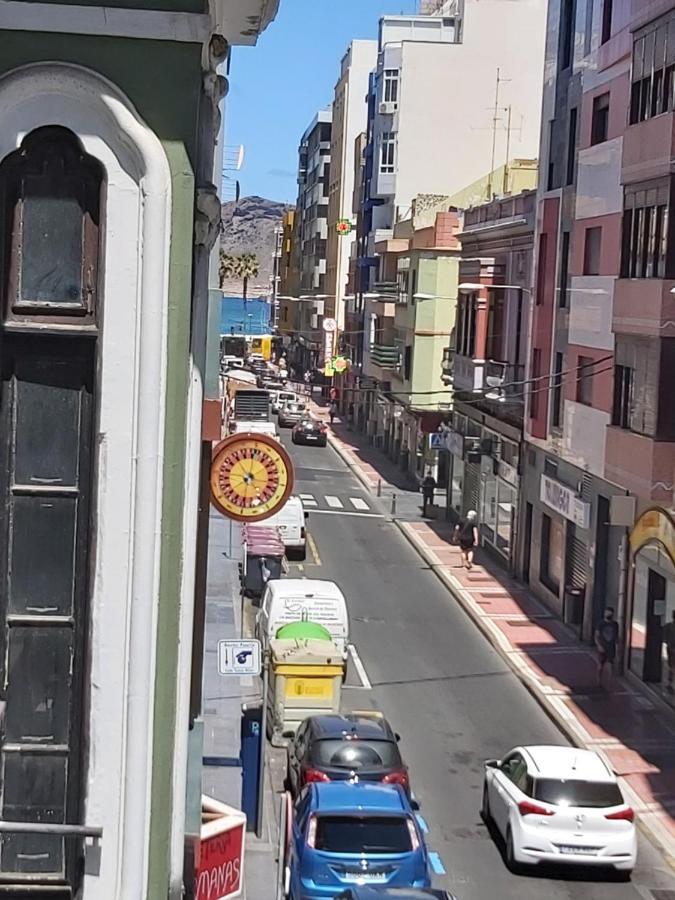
[215,0,280,46]
[453,354,485,392]
[605,426,675,504]
[372,280,398,300]
[441,346,452,384]
[370,343,401,369]
[613,279,675,338]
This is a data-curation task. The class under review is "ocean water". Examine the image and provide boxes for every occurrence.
[220,296,272,336]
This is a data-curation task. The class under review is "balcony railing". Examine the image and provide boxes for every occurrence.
[452,356,524,398]
[370,343,400,369]
[372,280,398,300]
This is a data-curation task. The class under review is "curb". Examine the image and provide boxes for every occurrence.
[394,518,675,871]
[327,432,378,495]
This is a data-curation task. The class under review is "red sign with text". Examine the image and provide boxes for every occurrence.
[195,819,245,900]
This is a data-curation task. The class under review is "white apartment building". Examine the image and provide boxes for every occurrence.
[325,39,377,328]
[367,1,547,262]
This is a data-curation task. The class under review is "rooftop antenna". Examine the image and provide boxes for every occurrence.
[487,69,511,199]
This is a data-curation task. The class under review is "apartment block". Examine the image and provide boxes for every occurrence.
[325,40,377,328]
[296,108,332,294]
[521,0,675,695]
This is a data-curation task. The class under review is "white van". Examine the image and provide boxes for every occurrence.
[263,496,308,559]
[272,390,298,414]
[256,579,349,660]
[231,420,279,440]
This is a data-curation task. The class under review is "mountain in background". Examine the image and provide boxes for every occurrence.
[220,195,293,297]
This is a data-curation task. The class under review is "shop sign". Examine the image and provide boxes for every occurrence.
[498,459,518,487]
[540,474,590,529]
[196,799,245,900]
[446,430,464,457]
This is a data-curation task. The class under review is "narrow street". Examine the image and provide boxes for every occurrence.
[279,426,675,900]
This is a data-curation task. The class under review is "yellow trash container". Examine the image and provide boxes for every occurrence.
[267,638,343,738]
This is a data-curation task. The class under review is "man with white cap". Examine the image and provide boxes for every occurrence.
[454,510,479,570]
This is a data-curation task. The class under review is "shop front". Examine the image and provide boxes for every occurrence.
[628,508,675,702]
[444,412,521,568]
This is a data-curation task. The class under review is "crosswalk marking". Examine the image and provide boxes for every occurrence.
[296,493,374,513]
[325,495,343,509]
[350,497,369,510]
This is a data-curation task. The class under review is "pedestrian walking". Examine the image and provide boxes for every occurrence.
[663,610,675,690]
[594,606,619,687]
[329,386,338,403]
[454,510,478,570]
[421,473,436,517]
[329,401,338,425]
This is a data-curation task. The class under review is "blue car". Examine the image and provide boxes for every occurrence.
[335,890,456,899]
[288,782,431,900]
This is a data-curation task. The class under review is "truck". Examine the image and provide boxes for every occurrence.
[223,375,270,433]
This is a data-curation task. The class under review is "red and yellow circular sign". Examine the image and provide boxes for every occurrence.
[210,433,294,522]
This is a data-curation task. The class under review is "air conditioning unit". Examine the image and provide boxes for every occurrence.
[379,101,397,115]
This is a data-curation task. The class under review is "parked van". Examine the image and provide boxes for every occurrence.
[231,420,279,440]
[272,390,298,414]
[256,579,349,660]
[263,496,308,560]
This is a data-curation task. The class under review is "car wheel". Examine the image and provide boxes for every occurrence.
[614,869,633,883]
[297,545,307,562]
[505,828,521,874]
[481,783,492,824]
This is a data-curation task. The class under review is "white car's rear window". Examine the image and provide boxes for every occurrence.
[534,779,623,808]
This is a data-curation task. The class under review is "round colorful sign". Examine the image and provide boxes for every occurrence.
[210,433,294,522]
[336,219,353,236]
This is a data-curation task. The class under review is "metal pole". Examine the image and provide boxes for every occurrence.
[391,494,397,517]
[256,652,269,839]
[377,479,382,498]
[229,518,233,558]
[275,793,288,900]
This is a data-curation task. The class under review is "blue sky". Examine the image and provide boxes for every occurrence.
[224,0,419,203]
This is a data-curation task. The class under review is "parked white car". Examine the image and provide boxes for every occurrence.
[482,745,636,876]
[261,495,308,560]
[272,389,298,414]
[231,420,279,440]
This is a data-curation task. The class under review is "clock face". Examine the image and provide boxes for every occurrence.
[210,433,294,522]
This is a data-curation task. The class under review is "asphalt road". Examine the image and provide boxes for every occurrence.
[279,424,675,900]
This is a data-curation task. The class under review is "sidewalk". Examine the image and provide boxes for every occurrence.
[322,416,675,869]
[203,512,281,899]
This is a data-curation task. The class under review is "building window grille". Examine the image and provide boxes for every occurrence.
[380,132,396,175]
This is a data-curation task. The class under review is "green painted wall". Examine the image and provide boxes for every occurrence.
[0,31,203,898]
[410,254,458,405]
[20,0,205,12]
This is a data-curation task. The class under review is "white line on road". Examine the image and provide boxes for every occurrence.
[347,643,372,690]
[309,509,384,519]
[350,497,369,510]
[325,495,344,509]
[299,493,315,500]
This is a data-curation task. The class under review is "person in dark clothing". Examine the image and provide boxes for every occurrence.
[594,606,619,687]
[329,401,338,425]
[454,510,478,569]
[421,474,436,516]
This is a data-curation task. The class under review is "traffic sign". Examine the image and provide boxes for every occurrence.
[428,432,448,450]
[322,318,337,333]
[218,639,262,676]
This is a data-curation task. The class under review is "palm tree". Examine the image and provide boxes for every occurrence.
[237,253,259,305]
[218,251,238,288]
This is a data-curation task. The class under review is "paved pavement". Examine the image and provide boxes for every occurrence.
[282,414,675,900]
[202,512,280,899]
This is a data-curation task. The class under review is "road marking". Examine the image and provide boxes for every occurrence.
[299,493,315,500]
[429,852,446,875]
[309,509,385,519]
[307,533,322,566]
[296,563,304,572]
[349,497,369,510]
[415,814,429,834]
[347,643,372,690]
[325,495,343,508]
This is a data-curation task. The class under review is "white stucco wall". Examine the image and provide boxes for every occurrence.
[0,63,173,899]
[393,0,546,214]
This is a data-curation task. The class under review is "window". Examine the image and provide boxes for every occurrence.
[403,345,412,380]
[536,233,548,305]
[383,69,399,104]
[552,352,564,427]
[621,180,671,279]
[380,131,396,174]
[456,295,476,357]
[315,816,412,854]
[630,14,675,125]
[396,268,409,305]
[535,779,623,808]
[583,226,602,275]
[612,364,633,428]
[566,107,577,185]
[547,120,556,191]
[559,231,570,307]
[591,92,610,145]
[530,348,541,419]
[541,514,564,593]
[486,290,505,360]
[559,0,576,70]
[601,0,613,44]
[576,354,594,405]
